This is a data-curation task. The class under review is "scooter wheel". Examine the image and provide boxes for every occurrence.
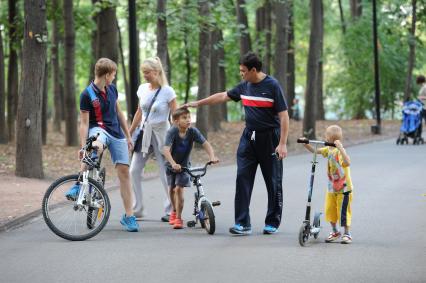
[298,223,309,247]
[187,220,196,228]
[313,212,322,239]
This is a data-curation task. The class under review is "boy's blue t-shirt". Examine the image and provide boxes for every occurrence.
[164,126,206,167]
[80,82,124,139]
[227,75,288,131]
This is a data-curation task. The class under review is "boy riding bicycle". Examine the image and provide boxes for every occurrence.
[65,58,139,232]
[163,107,219,229]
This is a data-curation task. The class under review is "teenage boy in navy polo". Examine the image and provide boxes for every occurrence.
[186,52,289,235]
[65,58,139,232]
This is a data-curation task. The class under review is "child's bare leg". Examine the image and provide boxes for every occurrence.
[169,187,176,212]
[344,226,350,235]
[116,164,134,216]
[330,222,338,232]
[175,186,184,219]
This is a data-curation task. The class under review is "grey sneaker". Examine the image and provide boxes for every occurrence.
[133,211,147,219]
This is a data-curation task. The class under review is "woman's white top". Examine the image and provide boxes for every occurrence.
[137,83,176,156]
[137,83,176,125]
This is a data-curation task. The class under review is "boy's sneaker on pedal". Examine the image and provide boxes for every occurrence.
[173,218,183,229]
[263,225,278,235]
[325,231,341,242]
[341,233,352,244]
[169,212,177,225]
[120,214,139,232]
[65,183,80,201]
[229,224,252,235]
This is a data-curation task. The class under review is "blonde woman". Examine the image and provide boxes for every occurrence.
[129,57,177,221]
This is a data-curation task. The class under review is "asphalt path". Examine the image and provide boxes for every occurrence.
[0,138,425,283]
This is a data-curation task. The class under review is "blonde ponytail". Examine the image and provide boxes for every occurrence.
[141,57,169,86]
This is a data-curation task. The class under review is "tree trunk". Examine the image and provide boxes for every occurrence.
[117,19,131,120]
[88,0,99,84]
[128,0,140,120]
[16,0,47,178]
[0,29,6,143]
[338,0,346,34]
[51,0,62,132]
[196,0,211,139]
[157,0,171,84]
[7,0,19,142]
[350,0,362,19]
[273,0,289,101]
[209,29,222,131]
[303,0,322,139]
[217,30,227,121]
[235,0,252,55]
[403,0,417,102]
[287,0,296,118]
[263,0,272,74]
[63,0,78,146]
[255,1,272,72]
[183,29,191,104]
[96,3,119,66]
[42,60,48,145]
[255,5,265,56]
[317,0,325,120]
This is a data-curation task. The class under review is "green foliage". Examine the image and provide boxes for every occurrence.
[327,1,424,119]
[2,0,426,122]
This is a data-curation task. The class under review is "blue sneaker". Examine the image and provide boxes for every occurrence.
[120,214,139,232]
[229,224,252,235]
[65,184,80,201]
[263,225,278,234]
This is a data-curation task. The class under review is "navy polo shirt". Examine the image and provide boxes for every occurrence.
[80,82,124,139]
[227,75,288,131]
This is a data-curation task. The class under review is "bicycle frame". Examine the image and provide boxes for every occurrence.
[191,175,212,217]
[75,137,106,209]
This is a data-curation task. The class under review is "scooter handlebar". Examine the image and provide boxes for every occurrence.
[296,138,309,144]
[297,138,336,147]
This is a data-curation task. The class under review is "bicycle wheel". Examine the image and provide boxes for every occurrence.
[42,174,111,241]
[200,201,215,235]
[86,189,100,230]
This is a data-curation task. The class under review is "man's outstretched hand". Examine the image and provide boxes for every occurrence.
[184,101,199,108]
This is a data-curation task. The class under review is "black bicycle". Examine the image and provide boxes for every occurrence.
[179,162,220,235]
[42,134,111,241]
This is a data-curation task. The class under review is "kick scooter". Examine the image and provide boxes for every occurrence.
[296,138,335,246]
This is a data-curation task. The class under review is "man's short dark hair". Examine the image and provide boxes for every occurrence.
[172,106,190,121]
[416,75,426,84]
[239,52,262,72]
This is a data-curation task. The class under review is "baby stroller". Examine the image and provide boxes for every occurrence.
[396,100,424,145]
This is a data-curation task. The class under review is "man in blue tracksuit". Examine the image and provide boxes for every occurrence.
[186,52,289,235]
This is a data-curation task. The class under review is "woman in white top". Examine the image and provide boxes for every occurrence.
[129,57,177,221]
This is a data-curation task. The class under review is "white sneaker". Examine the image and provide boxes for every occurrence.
[325,231,341,243]
[341,234,352,244]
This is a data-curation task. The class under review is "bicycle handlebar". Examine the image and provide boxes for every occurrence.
[82,133,100,151]
[169,161,214,178]
[297,138,336,147]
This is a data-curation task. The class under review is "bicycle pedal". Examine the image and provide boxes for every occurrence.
[212,201,221,206]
